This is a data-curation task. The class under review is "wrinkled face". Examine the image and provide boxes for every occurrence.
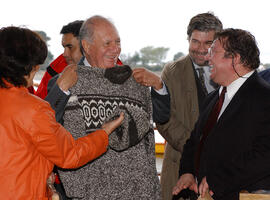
[188,30,216,66]
[62,33,82,64]
[83,22,121,68]
[206,39,234,85]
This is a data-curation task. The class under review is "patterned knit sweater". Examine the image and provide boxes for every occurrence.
[58,65,161,200]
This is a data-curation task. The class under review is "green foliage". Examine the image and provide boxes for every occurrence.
[140,46,169,66]
[173,52,185,61]
[35,30,54,70]
[121,46,169,72]
[120,52,141,67]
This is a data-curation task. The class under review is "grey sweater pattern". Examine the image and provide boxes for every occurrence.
[58,65,161,199]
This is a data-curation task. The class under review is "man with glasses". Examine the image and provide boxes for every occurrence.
[173,28,270,200]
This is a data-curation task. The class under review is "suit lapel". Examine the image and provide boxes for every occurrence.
[198,90,219,133]
[218,72,258,123]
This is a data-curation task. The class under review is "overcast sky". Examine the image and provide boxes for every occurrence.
[1,0,270,63]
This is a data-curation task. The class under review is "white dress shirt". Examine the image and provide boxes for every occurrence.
[218,70,255,119]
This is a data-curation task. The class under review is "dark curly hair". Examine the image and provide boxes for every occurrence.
[216,28,260,70]
[0,26,47,88]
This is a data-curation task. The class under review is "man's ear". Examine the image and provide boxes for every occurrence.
[81,39,90,54]
[233,54,241,65]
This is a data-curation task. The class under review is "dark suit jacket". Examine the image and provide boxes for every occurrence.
[259,68,270,83]
[180,72,270,200]
[44,75,67,124]
[45,61,170,124]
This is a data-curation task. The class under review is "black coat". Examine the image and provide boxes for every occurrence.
[180,72,270,200]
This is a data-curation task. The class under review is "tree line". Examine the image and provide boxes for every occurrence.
[120,46,184,71]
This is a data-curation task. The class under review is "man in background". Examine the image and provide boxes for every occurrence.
[156,12,223,200]
[35,20,83,99]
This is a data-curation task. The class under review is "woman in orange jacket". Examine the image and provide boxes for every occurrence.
[0,26,123,200]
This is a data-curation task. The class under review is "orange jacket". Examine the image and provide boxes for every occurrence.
[0,85,108,200]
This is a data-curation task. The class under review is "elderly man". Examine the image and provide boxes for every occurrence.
[45,21,169,125]
[173,28,270,200]
[48,15,164,200]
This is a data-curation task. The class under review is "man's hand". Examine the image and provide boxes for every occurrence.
[172,173,198,195]
[57,64,78,91]
[132,68,163,90]
[102,112,124,135]
[198,177,214,198]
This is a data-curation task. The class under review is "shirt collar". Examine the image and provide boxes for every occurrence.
[219,70,255,99]
[83,58,91,67]
[193,62,209,70]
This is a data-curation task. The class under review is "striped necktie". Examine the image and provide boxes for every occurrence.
[196,68,208,95]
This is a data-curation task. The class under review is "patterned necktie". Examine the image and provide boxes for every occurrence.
[195,87,227,176]
[196,68,208,95]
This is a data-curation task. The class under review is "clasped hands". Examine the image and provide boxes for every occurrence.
[172,173,214,199]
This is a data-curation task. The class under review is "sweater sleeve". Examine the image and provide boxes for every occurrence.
[28,102,108,169]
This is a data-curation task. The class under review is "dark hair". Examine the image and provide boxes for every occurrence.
[187,12,223,39]
[60,20,84,38]
[216,28,260,70]
[0,26,47,88]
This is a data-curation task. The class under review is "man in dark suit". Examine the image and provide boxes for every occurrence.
[173,28,270,200]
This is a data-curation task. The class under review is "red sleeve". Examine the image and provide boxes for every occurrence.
[117,58,123,66]
[35,72,52,99]
[35,54,67,99]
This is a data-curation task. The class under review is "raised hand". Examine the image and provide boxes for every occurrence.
[132,68,163,90]
[57,64,78,91]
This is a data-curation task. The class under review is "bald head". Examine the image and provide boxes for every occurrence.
[79,16,116,44]
[79,15,121,68]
